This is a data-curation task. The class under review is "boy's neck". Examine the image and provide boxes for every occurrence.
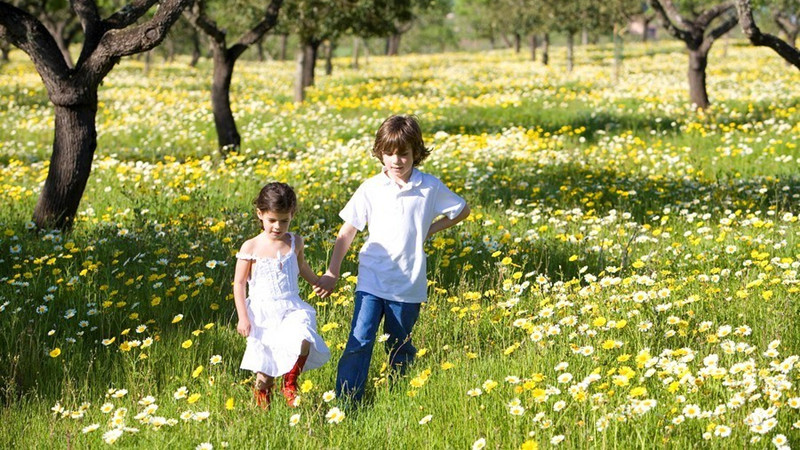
[383,167,412,186]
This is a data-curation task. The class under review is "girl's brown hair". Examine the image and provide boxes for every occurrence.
[253,182,297,214]
[372,115,431,166]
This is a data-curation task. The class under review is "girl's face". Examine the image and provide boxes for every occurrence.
[257,209,293,240]
[382,147,414,183]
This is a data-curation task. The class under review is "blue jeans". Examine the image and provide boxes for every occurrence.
[335,291,421,401]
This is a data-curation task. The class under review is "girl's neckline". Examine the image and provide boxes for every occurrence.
[246,232,293,260]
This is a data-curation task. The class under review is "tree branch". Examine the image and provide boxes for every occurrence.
[70,0,102,35]
[230,0,283,59]
[0,2,71,79]
[183,0,226,44]
[105,0,160,30]
[649,0,691,42]
[736,0,800,69]
[84,0,191,79]
[773,12,797,38]
[699,12,737,53]
[695,1,734,28]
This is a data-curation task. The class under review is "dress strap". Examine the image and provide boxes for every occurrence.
[235,252,257,260]
[289,232,296,253]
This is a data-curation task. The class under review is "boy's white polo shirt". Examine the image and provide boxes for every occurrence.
[340,168,466,303]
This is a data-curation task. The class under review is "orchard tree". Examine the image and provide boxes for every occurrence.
[0,0,192,230]
[772,0,799,46]
[649,0,739,109]
[283,0,415,102]
[543,0,604,72]
[184,0,283,153]
[736,0,800,68]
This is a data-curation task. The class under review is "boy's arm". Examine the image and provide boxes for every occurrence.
[295,235,320,286]
[314,222,358,298]
[426,203,471,240]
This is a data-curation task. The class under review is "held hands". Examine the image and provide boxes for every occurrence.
[237,318,251,337]
[313,270,339,298]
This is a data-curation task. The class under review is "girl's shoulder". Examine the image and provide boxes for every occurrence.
[236,236,262,260]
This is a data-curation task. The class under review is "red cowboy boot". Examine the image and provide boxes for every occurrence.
[281,354,308,407]
[253,381,273,409]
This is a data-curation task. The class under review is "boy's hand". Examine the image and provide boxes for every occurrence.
[237,318,251,337]
[314,271,339,298]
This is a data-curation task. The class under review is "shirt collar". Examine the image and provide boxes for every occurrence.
[381,167,421,190]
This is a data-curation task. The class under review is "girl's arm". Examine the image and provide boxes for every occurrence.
[295,235,320,286]
[233,246,252,337]
[314,222,358,298]
[427,203,471,240]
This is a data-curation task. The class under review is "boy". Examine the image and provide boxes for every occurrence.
[315,115,470,401]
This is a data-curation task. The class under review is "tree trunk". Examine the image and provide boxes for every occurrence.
[190,30,201,67]
[302,41,319,88]
[613,24,624,81]
[530,34,537,61]
[642,17,652,43]
[542,33,549,65]
[489,34,496,49]
[688,49,709,109]
[386,33,401,55]
[566,32,574,72]
[294,50,304,102]
[279,34,288,60]
[164,38,176,62]
[144,50,152,75]
[514,32,521,53]
[33,101,97,230]
[501,33,513,48]
[352,36,360,69]
[0,39,9,62]
[256,39,265,62]
[581,28,588,45]
[325,41,334,75]
[211,47,240,151]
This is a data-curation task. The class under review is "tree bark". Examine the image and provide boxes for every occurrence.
[294,49,304,102]
[211,46,240,151]
[190,29,201,67]
[514,32,521,53]
[688,49,709,108]
[0,38,9,61]
[542,33,549,65]
[164,37,176,62]
[352,36,359,69]
[32,101,97,229]
[386,33,401,55]
[325,41,334,75]
[279,33,288,60]
[530,34,537,61]
[566,31,574,72]
[143,50,152,75]
[256,38,265,61]
[736,0,800,69]
[650,0,740,108]
[613,24,624,81]
[303,40,320,88]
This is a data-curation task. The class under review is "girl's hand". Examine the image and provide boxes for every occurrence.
[314,271,339,298]
[237,318,251,337]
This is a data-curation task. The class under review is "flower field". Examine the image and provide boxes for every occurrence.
[2,40,800,449]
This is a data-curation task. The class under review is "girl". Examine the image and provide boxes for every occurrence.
[233,182,330,408]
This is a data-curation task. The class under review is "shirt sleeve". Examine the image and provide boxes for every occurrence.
[433,179,466,220]
[339,185,368,231]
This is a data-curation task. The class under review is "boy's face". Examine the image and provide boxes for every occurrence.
[382,147,414,183]
[256,209,293,240]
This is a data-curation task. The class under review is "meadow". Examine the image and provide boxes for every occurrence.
[1,39,800,449]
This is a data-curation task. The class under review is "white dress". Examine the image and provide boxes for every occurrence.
[237,233,330,377]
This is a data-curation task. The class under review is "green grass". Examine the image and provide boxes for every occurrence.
[2,40,800,448]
